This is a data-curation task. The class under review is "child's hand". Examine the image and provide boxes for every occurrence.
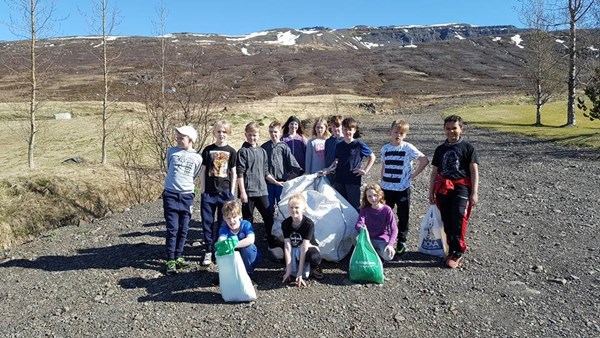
[295,275,307,287]
[384,245,395,257]
[282,272,291,284]
[352,168,366,176]
[239,191,248,203]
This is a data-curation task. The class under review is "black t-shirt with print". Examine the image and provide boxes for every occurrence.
[281,216,318,247]
[201,144,237,194]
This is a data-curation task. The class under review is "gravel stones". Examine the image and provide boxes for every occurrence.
[1,105,599,337]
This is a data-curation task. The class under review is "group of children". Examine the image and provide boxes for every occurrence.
[161,113,479,283]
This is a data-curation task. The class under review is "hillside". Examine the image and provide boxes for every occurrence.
[0,24,529,103]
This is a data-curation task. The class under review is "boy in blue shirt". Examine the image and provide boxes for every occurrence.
[216,200,259,277]
[163,126,203,275]
[322,117,375,211]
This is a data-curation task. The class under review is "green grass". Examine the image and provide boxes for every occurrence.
[447,100,600,149]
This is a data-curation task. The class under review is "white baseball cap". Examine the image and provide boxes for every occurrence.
[174,125,198,143]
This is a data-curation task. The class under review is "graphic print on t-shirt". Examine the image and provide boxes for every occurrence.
[440,150,460,177]
[209,150,230,178]
[290,232,303,247]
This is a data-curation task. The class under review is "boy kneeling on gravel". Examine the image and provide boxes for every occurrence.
[428,115,479,269]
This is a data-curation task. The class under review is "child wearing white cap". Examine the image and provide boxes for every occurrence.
[163,125,203,275]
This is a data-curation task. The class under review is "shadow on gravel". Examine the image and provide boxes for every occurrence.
[385,251,443,269]
[0,242,164,272]
[121,273,226,304]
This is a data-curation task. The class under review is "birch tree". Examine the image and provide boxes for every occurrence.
[85,0,120,164]
[520,0,564,126]
[5,0,57,169]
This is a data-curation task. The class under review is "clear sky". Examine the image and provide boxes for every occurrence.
[0,0,524,41]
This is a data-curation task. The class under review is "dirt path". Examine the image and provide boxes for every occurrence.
[1,106,599,337]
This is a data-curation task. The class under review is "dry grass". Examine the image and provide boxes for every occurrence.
[0,94,382,249]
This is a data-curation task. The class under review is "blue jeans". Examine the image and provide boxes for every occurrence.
[238,244,260,275]
[201,191,234,252]
[267,183,283,215]
[163,190,195,260]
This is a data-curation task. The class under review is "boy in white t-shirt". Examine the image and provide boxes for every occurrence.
[380,119,428,256]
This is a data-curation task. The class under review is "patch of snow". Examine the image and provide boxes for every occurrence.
[171,39,179,43]
[588,46,598,52]
[404,44,418,48]
[362,42,380,49]
[511,34,524,48]
[159,34,174,38]
[317,33,323,37]
[492,37,502,42]
[454,32,465,40]
[264,31,299,46]
[354,36,363,41]
[555,39,565,44]
[241,47,251,56]
[225,31,269,41]
[195,40,215,44]
[298,29,319,34]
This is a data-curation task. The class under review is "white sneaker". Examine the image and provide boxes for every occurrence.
[202,252,212,266]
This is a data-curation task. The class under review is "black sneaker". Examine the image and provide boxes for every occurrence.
[310,266,324,280]
[394,242,407,260]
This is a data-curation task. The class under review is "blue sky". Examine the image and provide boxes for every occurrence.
[0,0,523,41]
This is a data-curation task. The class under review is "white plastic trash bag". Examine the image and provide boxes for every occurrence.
[273,174,358,262]
[418,205,448,258]
[216,251,257,302]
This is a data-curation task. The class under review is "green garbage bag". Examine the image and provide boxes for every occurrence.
[349,227,384,284]
[215,237,238,256]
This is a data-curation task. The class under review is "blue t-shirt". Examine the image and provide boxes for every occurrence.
[334,139,373,185]
[217,219,255,242]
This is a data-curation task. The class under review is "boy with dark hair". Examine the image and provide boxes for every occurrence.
[380,119,428,256]
[237,122,280,250]
[163,126,203,275]
[322,117,375,211]
[429,115,479,269]
[199,120,237,266]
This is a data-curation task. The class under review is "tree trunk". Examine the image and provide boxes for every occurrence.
[566,0,579,126]
[536,81,542,126]
[28,0,37,169]
[101,0,108,164]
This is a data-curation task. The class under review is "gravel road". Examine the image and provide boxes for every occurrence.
[1,105,599,338]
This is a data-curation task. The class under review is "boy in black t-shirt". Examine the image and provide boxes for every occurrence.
[281,193,323,287]
[199,120,237,266]
[428,115,479,269]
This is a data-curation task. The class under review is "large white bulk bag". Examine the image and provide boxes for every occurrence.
[273,174,358,262]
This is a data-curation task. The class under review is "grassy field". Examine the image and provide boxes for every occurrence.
[447,100,600,149]
[0,95,377,249]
